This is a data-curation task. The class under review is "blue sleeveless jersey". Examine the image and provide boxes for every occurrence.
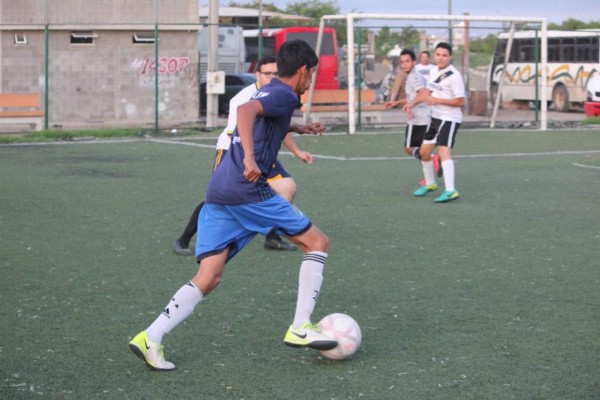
[205,79,298,205]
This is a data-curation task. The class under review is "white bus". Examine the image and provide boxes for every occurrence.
[198,25,245,82]
[488,30,600,111]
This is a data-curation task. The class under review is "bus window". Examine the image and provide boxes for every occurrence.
[244,36,276,63]
[561,38,576,62]
[548,38,561,62]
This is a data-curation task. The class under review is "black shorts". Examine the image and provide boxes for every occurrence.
[423,118,461,148]
[405,124,428,148]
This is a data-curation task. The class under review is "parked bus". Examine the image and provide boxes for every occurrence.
[243,26,339,90]
[488,30,600,111]
[198,25,245,82]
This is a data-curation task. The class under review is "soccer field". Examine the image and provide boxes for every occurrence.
[1,129,599,399]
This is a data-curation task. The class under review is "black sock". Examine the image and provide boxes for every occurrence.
[178,201,204,245]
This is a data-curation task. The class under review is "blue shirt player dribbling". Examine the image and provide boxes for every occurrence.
[129,40,337,371]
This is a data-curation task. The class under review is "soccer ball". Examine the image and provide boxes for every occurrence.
[317,313,362,360]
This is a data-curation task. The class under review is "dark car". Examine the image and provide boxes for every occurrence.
[200,73,256,115]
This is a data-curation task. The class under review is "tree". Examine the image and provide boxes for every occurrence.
[285,0,340,20]
[227,1,281,12]
[374,26,420,58]
[548,18,600,30]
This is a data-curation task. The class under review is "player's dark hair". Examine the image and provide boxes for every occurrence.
[276,40,318,78]
[435,42,453,55]
[257,56,277,72]
[400,49,416,61]
[420,50,430,57]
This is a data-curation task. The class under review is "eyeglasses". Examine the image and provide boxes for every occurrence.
[259,71,277,77]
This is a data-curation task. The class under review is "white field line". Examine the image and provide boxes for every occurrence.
[2,137,599,162]
[572,162,600,170]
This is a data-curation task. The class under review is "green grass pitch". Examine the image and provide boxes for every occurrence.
[1,128,599,399]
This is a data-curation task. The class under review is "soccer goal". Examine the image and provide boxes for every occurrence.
[307,13,548,134]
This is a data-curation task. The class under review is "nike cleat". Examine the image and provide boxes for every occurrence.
[434,190,460,203]
[172,239,193,256]
[413,183,439,197]
[128,331,175,371]
[264,234,297,251]
[283,322,338,350]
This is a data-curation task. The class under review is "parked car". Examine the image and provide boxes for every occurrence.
[584,75,600,117]
[200,73,256,115]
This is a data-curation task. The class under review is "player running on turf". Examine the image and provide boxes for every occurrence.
[129,40,337,371]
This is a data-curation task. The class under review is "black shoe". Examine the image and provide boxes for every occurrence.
[172,239,193,256]
[264,235,297,251]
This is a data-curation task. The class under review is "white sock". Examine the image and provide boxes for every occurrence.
[292,251,327,329]
[422,160,436,185]
[442,159,456,192]
[146,281,203,344]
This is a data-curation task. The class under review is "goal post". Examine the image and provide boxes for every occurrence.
[308,13,548,134]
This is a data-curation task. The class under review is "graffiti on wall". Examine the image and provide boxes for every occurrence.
[131,57,192,89]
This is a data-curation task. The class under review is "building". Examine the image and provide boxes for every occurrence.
[0,0,199,130]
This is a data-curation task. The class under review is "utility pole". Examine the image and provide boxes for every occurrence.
[448,0,453,46]
[206,0,219,127]
[258,0,263,59]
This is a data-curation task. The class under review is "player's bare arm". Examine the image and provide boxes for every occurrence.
[384,98,407,109]
[403,87,430,118]
[237,100,263,182]
[424,96,465,107]
[289,122,324,135]
[283,134,313,164]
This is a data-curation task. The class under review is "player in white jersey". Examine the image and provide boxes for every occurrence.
[415,51,435,81]
[405,42,465,203]
[384,49,438,185]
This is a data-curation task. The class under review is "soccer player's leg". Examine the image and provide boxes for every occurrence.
[414,120,440,196]
[173,201,204,256]
[433,121,461,203]
[264,161,297,251]
[283,224,337,350]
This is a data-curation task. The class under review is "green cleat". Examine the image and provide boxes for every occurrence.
[413,183,439,197]
[283,322,338,350]
[129,331,175,371]
[434,190,460,203]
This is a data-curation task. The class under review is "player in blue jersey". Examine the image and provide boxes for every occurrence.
[129,40,337,371]
[172,56,319,255]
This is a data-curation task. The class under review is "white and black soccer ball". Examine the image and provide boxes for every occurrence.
[317,313,362,360]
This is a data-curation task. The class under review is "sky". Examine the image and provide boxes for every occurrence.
[261,0,600,25]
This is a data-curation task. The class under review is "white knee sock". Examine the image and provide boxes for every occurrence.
[146,281,203,344]
[292,251,327,329]
[422,160,436,185]
[442,159,456,192]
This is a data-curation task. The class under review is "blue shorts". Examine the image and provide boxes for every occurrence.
[195,195,312,262]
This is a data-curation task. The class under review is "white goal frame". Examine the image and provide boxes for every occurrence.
[307,13,548,134]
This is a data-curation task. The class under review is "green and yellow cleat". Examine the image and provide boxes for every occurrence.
[283,322,338,350]
[413,183,439,197]
[434,190,460,203]
[128,331,175,371]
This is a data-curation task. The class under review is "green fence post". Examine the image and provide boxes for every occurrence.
[44,23,49,130]
[154,24,159,132]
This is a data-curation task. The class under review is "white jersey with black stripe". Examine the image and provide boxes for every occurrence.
[427,64,465,123]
